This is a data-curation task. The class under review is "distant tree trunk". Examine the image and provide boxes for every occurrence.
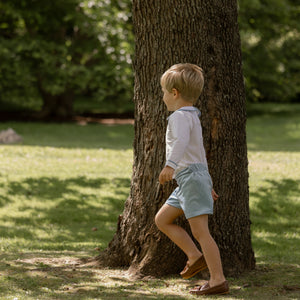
[36,80,74,119]
[39,91,74,119]
[97,0,255,277]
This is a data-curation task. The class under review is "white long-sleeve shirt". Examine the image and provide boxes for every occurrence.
[165,106,208,176]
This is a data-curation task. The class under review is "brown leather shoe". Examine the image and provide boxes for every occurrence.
[189,280,229,295]
[180,255,208,279]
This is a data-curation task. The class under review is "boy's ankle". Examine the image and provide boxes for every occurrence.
[209,276,226,287]
[188,254,202,265]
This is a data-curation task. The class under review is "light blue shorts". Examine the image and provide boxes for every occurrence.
[166,163,214,219]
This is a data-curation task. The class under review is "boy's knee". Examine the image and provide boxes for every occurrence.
[191,230,201,242]
[154,213,164,231]
[189,215,210,241]
[191,227,208,242]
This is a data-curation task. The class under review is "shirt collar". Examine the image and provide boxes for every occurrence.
[167,106,201,120]
[177,106,200,115]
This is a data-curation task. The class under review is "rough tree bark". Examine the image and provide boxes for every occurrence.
[96,0,255,277]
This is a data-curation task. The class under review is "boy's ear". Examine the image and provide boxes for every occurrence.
[171,88,179,97]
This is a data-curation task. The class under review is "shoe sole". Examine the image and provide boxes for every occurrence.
[190,290,229,295]
[181,265,208,279]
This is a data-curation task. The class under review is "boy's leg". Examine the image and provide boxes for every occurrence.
[155,204,202,264]
[188,214,226,287]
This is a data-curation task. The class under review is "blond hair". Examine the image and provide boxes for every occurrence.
[160,63,204,103]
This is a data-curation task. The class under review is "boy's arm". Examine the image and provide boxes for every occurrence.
[159,166,174,185]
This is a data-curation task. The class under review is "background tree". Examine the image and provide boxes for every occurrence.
[0,0,300,116]
[0,0,134,118]
[97,0,255,277]
[239,0,300,102]
[1,0,299,119]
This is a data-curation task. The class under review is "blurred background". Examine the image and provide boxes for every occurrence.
[0,0,299,119]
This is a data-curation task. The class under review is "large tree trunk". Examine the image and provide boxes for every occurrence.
[97,0,255,277]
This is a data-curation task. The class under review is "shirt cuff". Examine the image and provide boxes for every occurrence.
[165,160,177,169]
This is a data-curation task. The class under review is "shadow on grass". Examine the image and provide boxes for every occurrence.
[0,253,187,299]
[1,253,299,299]
[230,264,300,299]
[250,178,300,264]
[0,176,130,251]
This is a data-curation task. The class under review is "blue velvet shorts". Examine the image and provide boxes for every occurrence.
[166,163,214,219]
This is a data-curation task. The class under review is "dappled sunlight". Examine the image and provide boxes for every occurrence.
[0,252,99,299]
[0,113,299,299]
[248,128,299,269]
[248,151,300,181]
[2,251,299,299]
[0,252,193,299]
[0,129,132,262]
[0,175,130,253]
[249,177,300,265]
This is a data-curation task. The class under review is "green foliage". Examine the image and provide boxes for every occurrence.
[239,0,300,102]
[0,0,134,112]
[1,0,299,113]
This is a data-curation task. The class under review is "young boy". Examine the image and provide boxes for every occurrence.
[155,63,229,296]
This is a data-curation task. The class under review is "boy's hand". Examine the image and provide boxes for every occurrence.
[159,166,175,185]
[212,189,219,201]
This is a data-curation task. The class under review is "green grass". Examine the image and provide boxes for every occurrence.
[0,104,299,299]
[247,103,300,151]
[0,123,133,255]
[246,104,300,269]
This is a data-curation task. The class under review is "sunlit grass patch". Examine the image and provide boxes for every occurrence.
[0,104,299,299]
[0,123,133,257]
[248,151,300,266]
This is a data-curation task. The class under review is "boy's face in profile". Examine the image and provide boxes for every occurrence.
[161,86,176,111]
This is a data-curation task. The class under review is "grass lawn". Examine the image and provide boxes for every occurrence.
[0,104,299,299]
